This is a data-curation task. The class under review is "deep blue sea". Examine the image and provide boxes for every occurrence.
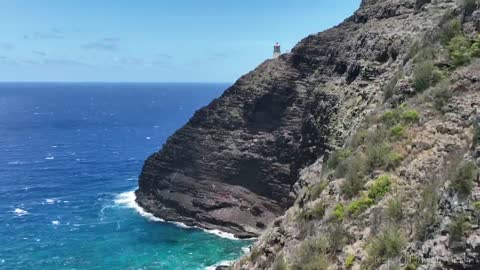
[0,83,249,270]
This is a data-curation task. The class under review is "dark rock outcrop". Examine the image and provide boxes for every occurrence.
[136,0,457,238]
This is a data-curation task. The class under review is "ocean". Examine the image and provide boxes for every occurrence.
[0,83,249,270]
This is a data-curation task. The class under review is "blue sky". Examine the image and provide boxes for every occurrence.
[0,0,360,82]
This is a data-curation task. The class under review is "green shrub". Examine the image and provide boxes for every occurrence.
[365,143,391,171]
[429,80,452,111]
[440,19,462,45]
[292,238,329,270]
[311,200,327,219]
[345,254,355,269]
[474,202,480,225]
[327,148,351,172]
[309,181,328,199]
[414,46,435,62]
[365,127,389,145]
[368,175,392,201]
[401,109,420,123]
[390,124,406,138]
[341,154,368,198]
[474,201,480,210]
[414,61,435,91]
[387,198,403,222]
[365,143,403,173]
[334,203,345,222]
[448,35,472,67]
[415,184,440,240]
[367,227,406,261]
[350,129,369,148]
[382,110,401,127]
[449,213,470,243]
[272,255,288,270]
[386,151,404,170]
[431,68,445,84]
[404,257,420,270]
[473,123,480,147]
[347,196,374,216]
[326,223,349,254]
[384,70,403,101]
[463,0,477,16]
[471,35,480,57]
[451,161,478,198]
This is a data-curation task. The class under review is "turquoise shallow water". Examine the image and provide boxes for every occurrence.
[0,83,250,270]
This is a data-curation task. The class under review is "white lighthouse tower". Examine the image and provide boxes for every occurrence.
[273,42,281,59]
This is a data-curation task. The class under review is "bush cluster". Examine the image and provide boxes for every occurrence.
[345,254,355,269]
[413,61,436,92]
[381,106,420,127]
[451,161,478,198]
[340,153,368,198]
[447,33,480,67]
[272,255,288,270]
[347,196,374,216]
[292,238,329,270]
[415,184,440,240]
[429,80,452,112]
[387,197,403,222]
[308,181,328,199]
[367,227,406,263]
[440,19,462,45]
[473,123,480,147]
[334,203,345,222]
[448,35,472,67]
[449,213,471,243]
[367,175,392,201]
[346,175,393,217]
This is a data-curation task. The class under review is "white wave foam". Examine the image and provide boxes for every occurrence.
[52,220,60,225]
[7,161,24,165]
[13,208,29,216]
[45,198,57,204]
[114,191,241,240]
[45,156,55,160]
[203,229,238,240]
[146,137,151,140]
[114,191,164,222]
[205,260,234,270]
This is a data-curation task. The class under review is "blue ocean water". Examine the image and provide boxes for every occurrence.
[0,83,249,270]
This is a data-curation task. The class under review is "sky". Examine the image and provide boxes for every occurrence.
[0,0,361,82]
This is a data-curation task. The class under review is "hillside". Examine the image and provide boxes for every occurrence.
[231,0,480,269]
[136,0,480,268]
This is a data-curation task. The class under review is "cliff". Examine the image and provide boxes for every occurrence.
[137,0,480,268]
[136,0,424,238]
[231,0,480,269]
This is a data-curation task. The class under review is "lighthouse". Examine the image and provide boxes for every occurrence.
[273,42,281,59]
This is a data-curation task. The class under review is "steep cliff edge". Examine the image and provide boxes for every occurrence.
[136,0,466,239]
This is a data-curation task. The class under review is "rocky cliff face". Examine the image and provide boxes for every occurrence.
[230,0,480,269]
[137,0,480,267]
[137,0,456,237]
